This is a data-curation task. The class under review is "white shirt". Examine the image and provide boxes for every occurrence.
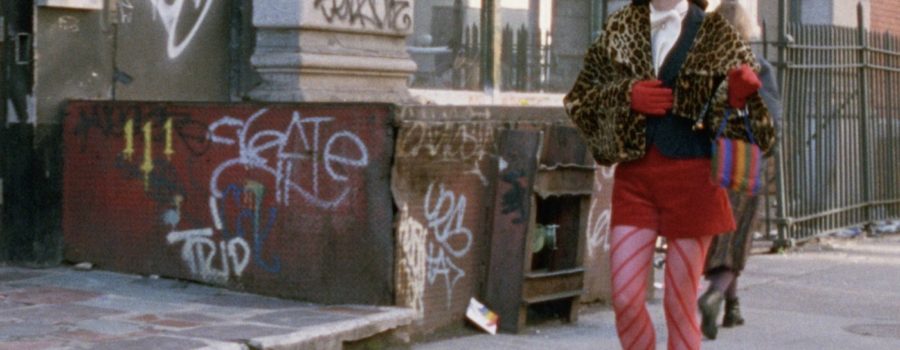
[650,1,690,76]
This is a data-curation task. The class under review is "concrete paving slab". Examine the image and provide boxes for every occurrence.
[248,308,418,350]
[2,303,124,324]
[196,293,313,310]
[0,265,414,349]
[129,314,214,329]
[74,319,147,336]
[87,336,212,350]
[248,309,354,328]
[0,339,67,350]
[159,312,224,324]
[79,294,189,315]
[0,322,61,340]
[176,324,295,342]
[4,286,101,305]
[0,269,48,282]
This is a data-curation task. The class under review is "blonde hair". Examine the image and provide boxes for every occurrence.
[716,1,760,41]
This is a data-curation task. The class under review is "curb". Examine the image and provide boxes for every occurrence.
[247,307,418,350]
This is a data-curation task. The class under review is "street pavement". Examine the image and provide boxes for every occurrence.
[0,266,414,349]
[1,233,898,349]
[414,233,900,350]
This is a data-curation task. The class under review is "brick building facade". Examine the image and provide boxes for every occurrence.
[871,0,900,34]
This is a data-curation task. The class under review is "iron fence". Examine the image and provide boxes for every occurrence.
[773,4,900,245]
[409,22,561,93]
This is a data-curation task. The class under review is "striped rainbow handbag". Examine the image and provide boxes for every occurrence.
[711,108,764,196]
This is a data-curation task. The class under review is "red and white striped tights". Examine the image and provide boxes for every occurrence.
[610,226,712,350]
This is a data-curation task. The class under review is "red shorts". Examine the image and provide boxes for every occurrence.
[611,147,735,238]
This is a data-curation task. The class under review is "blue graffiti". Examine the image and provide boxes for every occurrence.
[219,183,282,273]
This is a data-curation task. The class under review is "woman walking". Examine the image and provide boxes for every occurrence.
[698,0,783,341]
[564,0,776,349]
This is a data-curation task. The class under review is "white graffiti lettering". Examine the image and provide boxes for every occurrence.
[208,109,369,209]
[424,183,472,309]
[398,205,427,319]
[398,122,496,185]
[58,16,80,32]
[586,165,616,257]
[150,0,214,59]
[166,228,250,284]
[117,0,135,24]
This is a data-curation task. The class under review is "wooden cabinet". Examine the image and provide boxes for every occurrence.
[485,126,594,333]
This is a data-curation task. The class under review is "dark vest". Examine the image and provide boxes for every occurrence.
[645,4,711,158]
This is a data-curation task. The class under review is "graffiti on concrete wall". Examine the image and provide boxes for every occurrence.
[397,122,496,185]
[166,180,281,283]
[119,117,179,189]
[398,205,427,319]
[166,227,251,283]
[164,108,369,282]
[586,165,615,257]
[118,0,136,24]
[64,102,394,304]
[313,0,412,32]
[424,182,473,309]
[57,15,81,32]
[393,106,596,332]
[149,0,214,58]
[396,108,497,186]
[207,109,370,210]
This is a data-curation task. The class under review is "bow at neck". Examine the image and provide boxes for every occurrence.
[650,1,690,30]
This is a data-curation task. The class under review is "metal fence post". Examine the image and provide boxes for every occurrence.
[856,2,874,235]
[481,0,502,95]
[452,0,465,88]
[773,0,793,249]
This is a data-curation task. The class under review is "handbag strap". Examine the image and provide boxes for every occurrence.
[703,78,761,146]
[715,107,758,145]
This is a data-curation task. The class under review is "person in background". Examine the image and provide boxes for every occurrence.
[564,0,776,348]
[698,0,783,341]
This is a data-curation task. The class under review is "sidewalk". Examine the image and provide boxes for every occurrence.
[414,233,900,349]
[0,267,414,350]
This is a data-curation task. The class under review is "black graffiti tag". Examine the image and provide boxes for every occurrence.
[313,0,412,31]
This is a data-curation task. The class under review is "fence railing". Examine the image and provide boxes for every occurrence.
[773,4,900,245]
[408,23,561,93]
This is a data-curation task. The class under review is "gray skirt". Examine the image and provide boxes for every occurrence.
[704,191,762,275]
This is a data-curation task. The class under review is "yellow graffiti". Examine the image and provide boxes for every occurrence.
[121,117,176,191]
[141,121,154,190]
[122,118,135,161]
[164,118,175,160]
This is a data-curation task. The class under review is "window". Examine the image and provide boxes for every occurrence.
[407,0,595,94]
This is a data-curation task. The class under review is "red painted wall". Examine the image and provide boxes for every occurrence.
[63,101,395,305]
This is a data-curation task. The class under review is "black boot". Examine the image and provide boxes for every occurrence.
[698,289,724,340]
[722,297,745,327]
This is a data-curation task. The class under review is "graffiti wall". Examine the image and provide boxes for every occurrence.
[582,165,617,303]
[392,106,611,333]
[63,101,395,305]
[393,106,499,331]
[35,0,244,125]
[113,0,236,101]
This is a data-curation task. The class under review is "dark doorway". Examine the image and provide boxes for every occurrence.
[1,0,39,263]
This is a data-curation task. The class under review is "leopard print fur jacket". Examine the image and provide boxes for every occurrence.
[563,4,776,166]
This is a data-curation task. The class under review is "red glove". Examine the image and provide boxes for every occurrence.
[728,64,762,109]
[630,80,673,116]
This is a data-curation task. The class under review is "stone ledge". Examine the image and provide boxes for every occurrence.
[247,307,418,350]
[252,52,417,74]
